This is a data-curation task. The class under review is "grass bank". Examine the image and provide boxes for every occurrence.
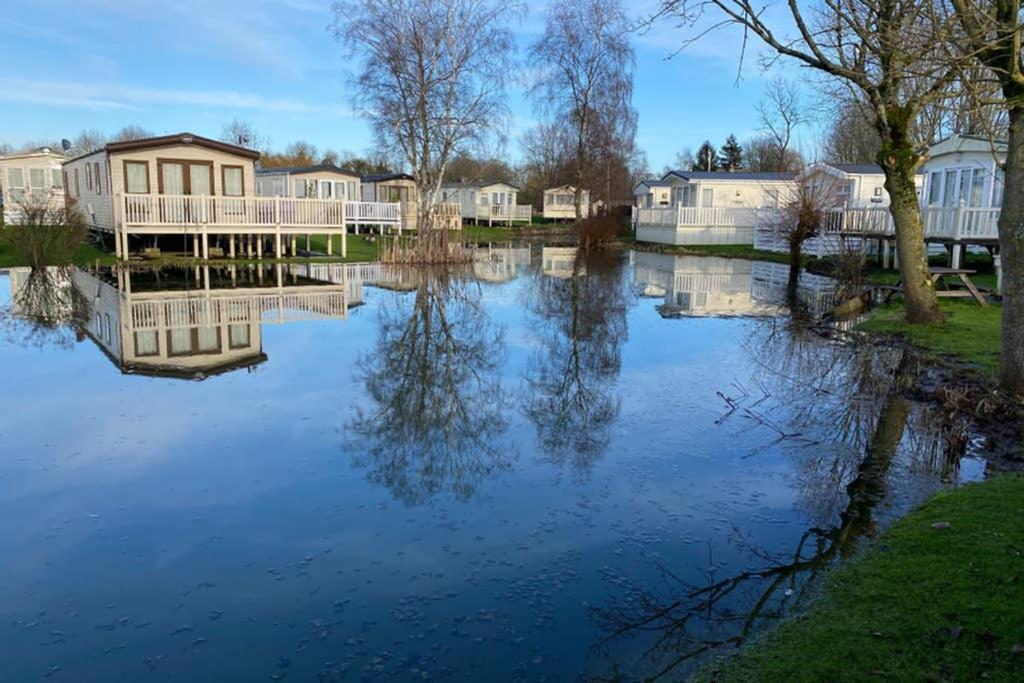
[0,229,116,269]
[695,474,1024,683]
[621,237,793,264]
[859,300,1002,375]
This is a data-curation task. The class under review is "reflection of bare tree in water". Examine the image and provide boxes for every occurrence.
[593,322,965,680]
[346,270,511,505]
[1,266,92,349]
[523,250,629,472]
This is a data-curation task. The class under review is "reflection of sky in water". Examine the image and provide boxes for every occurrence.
[0,253,979,681]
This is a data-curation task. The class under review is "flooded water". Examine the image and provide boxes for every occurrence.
[0,248,983,681]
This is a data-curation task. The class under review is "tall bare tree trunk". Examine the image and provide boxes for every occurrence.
[881,137,942,323]
[1000,104,1024,393]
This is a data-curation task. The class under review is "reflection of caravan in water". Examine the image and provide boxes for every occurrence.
[11,265,364,379]
[541,246,582,278]
[632,252,838,317]
[472,246,531,283]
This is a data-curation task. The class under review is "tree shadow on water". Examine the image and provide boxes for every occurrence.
[345,269,513,505]
[522,249,630,475]
[1,266,92,349]
[589,324,968,680]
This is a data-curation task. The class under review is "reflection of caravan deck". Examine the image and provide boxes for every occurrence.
[472,246,531,283]
[632,252,839,318]
[541,246,582,278]
[10,264,364,380]
[632,252,777,317]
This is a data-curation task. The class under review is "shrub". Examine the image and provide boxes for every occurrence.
[574,215,622,249]
[6,195,88,267]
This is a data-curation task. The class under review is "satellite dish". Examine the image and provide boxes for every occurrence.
[61,139,72,151]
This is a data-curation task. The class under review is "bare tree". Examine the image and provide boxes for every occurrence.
[529,0,636,219]
[70,129,107,156]
[947,0,1024,393]
[822,99,884,163]
[220,118,269,152]
[110,125,154,143]
[519,122,574,208]
[758,79,806,171]
[650,0,953,323]
[332,0,522,232]
[745,134,803,171]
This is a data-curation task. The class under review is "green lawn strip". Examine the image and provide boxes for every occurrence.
[627,239,794,264]
[859,299,1002,374]
[695,474,1024,683]
[0,231,118,268]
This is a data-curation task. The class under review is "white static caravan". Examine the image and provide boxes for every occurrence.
[921,134,1005,212]
[256,164,361,202]
[634,170,797,246]
[542,185,590,220]
[633,180,672,208]
[799,163,899,207]
[0,148,66,222]
[61,132,397,259]
[361,172,418,231]
[441,180,531,226]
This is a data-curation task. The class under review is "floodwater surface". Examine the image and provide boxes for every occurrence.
[0,248,983,681]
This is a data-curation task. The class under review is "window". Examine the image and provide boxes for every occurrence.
[134,331,159,357]
[94,162,102,195]
[469,190,475,203]
[958,170,971,205]
[222,166,244,197]
[51,169,63,189]
[74,168,80,196]
[228,324,250,349]
[86,163,93,190]
[125,161,149,193]
[927,172,942,205]
[321,181,332,198]
[8,168,24,188]
[294,179,307,197]
[29,168,45,190]
[347,181,356,199]
[334,181,345,199]
[942,170,957,207]
[993,168,1005,207]
[970,169,985,207]
[701,188,714,207]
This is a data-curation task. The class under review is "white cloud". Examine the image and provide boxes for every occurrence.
[0,79,321,113]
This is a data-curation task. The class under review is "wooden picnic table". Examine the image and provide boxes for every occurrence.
[879,267,989,306]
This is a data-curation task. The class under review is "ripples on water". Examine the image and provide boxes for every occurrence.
[0,248,984,681]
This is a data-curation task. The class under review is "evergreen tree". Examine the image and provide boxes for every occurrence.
[719,134,743,171]
[691,140,719,172]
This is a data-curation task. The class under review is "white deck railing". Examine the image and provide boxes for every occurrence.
[635,205,759,229]
[474,203,532,223]
[120,194,400,229]
[818,204,1000,241]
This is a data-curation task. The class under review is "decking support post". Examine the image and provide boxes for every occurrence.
[342,229,347,259]
[995,254,1003,295]
[115,227,123,260]
[327,233,333,256]
[306,234,311,252]
[882,239,891,269]
[952,242,963,270]
[275,231,282,258]
[121,228,130,260]
[202,230,209,261]
[257,235,263,259]
[229,235,236,259]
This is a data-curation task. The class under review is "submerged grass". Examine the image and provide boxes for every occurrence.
[695,474,1024,683]
[859,300,1002,375]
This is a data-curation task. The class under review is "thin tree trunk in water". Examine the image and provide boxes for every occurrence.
[1000,104,1024,394]
[787,238,802,300]
[882,154,942,323]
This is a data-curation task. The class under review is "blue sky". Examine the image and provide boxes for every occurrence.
[0,0,817,172]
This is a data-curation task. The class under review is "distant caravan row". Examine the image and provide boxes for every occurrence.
[0,132,604,261]
[631,134,1004,268]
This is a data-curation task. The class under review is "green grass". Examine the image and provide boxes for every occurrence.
[303,234,380,263]
[627,238,795,265]
[0,229,117,268]
[696,474,1024,683]
[859,299,1002,374]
